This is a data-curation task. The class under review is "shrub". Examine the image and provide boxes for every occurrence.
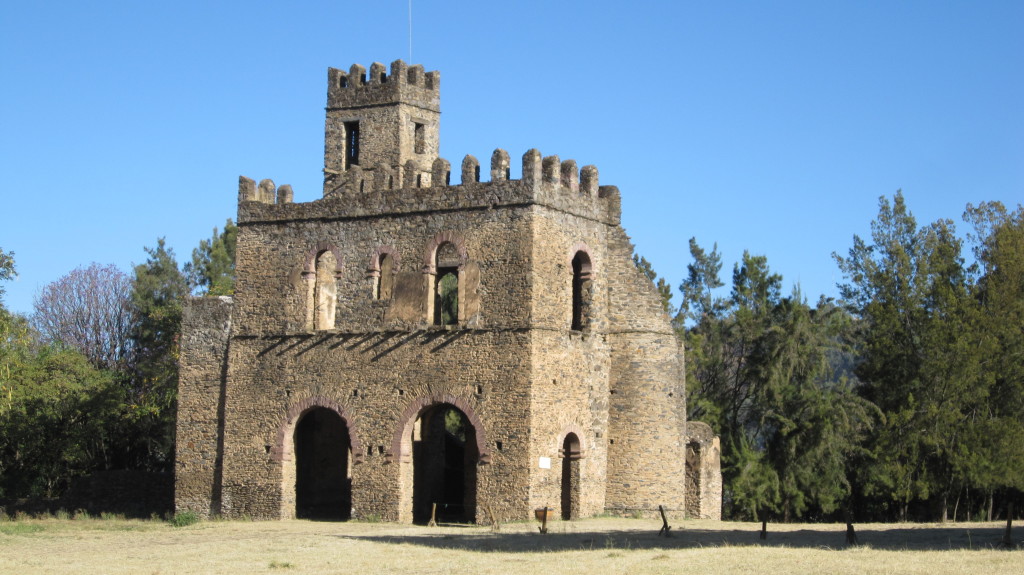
[169,510,200,528]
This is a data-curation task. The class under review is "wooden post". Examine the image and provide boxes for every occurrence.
[1002,501,1014,549]
[658,505,672,537]
[845,523,858,545]
[428,503,437,527]
[760,520,767,540]
[539,506,549,534]
[486,505,500,532]
[843,508,858,546]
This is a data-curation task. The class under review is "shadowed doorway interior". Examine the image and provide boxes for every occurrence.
[294,407,351,520]
[412,404,478,524]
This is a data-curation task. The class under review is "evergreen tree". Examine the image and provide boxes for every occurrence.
[184,219,237,296]
[962,202,1024,516]
[127,238,188,471]
[835,192,983,520]
[0,248,14,305]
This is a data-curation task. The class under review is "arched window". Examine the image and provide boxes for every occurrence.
[314,250,338,330]
[367,246,400,301]
[304,244,341,331]
[561,433,582,520]
[376,253,395,300]
[571,250,593,331]
[423,232,468,326]
[434,242,459,325]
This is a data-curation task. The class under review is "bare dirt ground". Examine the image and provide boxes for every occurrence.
[1,516,1021,574]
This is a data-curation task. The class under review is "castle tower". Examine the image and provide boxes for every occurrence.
[323,60,440,195]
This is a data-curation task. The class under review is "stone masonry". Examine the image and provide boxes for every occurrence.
[175,60,722,523]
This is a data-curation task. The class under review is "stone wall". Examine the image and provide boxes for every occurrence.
[685,421,723,520]
[175,296,232,518]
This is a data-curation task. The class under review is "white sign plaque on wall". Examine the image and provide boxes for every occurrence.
[538,457,551,469]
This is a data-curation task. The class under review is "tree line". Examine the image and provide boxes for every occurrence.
[0,222,235,500]
[2,193,1022,524]
[645,193,1022,522]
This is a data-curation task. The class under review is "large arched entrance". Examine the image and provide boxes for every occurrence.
[410,404,478,524]
[560,433,581,520]
[293,407,352,520]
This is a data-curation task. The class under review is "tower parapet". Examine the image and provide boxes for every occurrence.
[323,60,441,196]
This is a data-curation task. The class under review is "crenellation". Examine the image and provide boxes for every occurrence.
[403,160,421,188]
[407,64,423,86]
[424,70,439,91]
[369,62,387,85]
[490,149,510,182]
[522,149,542,188]
[542,155,561,187]
[389,60,408,84]
[461,155,480,184]
[431,158,451,187]
[561,159,579,193]
[349,63,367,86]
[258,179,276,203]
[373,162,396,191]
[581,165,598,197]
[328,67,345,91]
[277,184,293,204]
[238,175,256,203]
[345,165,365,195]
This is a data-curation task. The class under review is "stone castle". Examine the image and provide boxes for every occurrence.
[175,60,721,523]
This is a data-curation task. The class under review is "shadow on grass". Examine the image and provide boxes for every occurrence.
[332,523,1017,552]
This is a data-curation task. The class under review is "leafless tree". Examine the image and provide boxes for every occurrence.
[32,263,137,370]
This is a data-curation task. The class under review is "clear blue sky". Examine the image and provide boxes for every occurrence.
[2,1,1021,315]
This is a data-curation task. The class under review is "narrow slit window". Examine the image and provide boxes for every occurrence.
[414,122,426,154]
[344,121,360,168]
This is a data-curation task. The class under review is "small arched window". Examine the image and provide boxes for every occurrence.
[313,250,338,330]
[434,242,459,325]
[375,253,395,300]
[571,250,593,331]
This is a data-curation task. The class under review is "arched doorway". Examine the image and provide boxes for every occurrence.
[410,404,478,524]
[294,407,351,520]
[561,433,581,520]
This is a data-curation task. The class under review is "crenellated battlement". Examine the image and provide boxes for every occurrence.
[326,60,440,112]
[239,148,621,226]
[329,60,439,93]
[237,176,294,205]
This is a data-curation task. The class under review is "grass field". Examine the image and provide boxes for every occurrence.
[1,515,1021,574]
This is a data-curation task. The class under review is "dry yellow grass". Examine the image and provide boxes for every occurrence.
[1,516,1020,574]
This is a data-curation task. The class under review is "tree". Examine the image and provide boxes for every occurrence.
[127,238,188,471]
[0,248,14,305]
[834,192,983,521]
[31,263,136,371]
[184,219,237,296]
[678,238,724,325]
[683,241,879,521]
[0,346,123,498]
[962,202,1024,517]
